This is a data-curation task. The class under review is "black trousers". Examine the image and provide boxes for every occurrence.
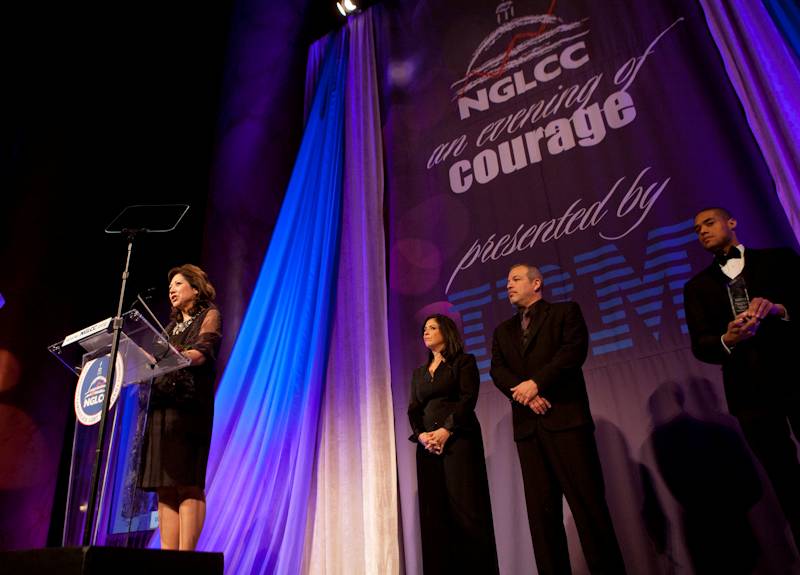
[516,424,626,575]
[737,408,800,552]
[416,432,499,575]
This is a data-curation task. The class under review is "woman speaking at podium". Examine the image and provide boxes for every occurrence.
[139,264,222,550]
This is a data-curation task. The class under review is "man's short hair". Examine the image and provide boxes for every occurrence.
[695,206,733,220]
[509,263,544,284]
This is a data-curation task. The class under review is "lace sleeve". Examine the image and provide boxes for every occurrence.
[189,308,223,362]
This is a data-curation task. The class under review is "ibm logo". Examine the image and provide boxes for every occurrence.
[446,219,696,382]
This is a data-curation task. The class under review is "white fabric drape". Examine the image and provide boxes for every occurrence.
[302,12,401,575]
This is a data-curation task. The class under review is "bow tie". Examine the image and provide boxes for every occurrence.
[715,246,741,266]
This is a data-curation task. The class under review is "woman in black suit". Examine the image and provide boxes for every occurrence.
[408,314,499,575]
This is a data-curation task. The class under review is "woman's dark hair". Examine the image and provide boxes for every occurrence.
[421,314,464,364]
[168,264,216,321]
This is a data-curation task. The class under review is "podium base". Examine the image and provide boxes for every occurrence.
[0,546,224,575]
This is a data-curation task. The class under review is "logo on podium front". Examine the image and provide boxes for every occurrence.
[74,355,124,426]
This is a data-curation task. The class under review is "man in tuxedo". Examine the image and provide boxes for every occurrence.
[684,207,800,550]
[491,264,626,575]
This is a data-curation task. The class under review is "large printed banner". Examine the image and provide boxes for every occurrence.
[381,1,796,573]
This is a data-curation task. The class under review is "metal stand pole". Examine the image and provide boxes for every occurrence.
[82,232,136,545]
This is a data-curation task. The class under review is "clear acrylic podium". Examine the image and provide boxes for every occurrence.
[49,309,190,546]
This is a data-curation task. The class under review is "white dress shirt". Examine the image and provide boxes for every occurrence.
[719,244,745,280]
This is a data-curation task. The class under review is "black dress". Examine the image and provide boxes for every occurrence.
[408,352,499,575]
[139,303,222,490]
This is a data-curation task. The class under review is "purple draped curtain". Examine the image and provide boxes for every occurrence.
[699,0,800,240]
[302,13,400,574]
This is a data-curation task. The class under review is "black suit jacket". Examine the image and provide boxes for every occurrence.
[408,352,482,441]
[683,247,800,417]
[491,300,593,440]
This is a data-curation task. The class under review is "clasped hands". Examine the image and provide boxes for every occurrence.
[419,428,451,455]
[511,379,551,415]
[723,297,786,347]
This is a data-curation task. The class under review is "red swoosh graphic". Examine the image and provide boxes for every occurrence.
[459,0,558,95]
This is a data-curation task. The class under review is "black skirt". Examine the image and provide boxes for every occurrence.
[138,406,213,490]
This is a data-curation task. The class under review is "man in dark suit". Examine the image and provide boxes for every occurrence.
[491,264,626,575]
[684,207,800,550]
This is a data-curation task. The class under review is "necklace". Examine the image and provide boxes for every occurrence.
[172,311,200,336]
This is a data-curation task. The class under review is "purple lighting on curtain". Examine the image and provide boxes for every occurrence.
[303,12,400,572]
[197,32,348,575]
[699,0,800,239]
[764,0,800,61]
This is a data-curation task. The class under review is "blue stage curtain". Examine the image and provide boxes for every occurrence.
[764,0,800,61]
[197,31,348,575]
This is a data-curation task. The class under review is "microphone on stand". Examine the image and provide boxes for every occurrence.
[132,288,172,361]
[137,293,169,337]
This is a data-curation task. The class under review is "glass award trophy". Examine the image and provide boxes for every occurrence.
[727,275,751,317]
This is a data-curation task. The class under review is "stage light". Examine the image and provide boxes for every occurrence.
[336,0,358,16]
